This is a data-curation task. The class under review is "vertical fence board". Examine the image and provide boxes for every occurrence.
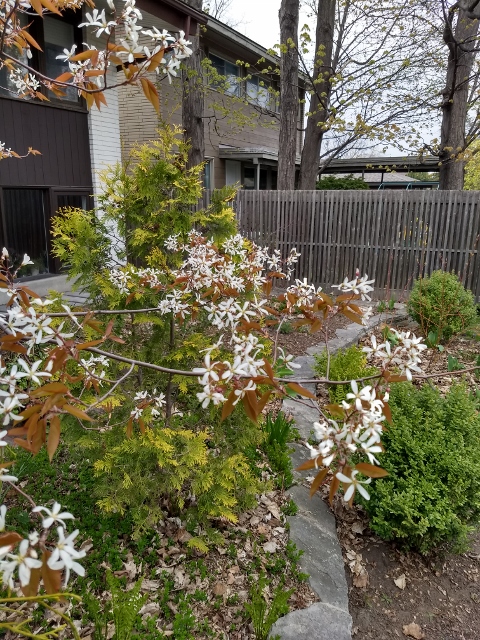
[194,190,480,301]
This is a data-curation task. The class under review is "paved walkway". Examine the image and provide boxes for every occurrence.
[271,306,408,640]
[1,275,88,313]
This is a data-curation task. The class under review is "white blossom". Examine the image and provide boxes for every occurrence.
[47,527,86,586]
[32,502,75,529]
[0,539,42,587]
[336,469,372,502]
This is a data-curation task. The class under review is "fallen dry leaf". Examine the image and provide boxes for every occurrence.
[403,622,424,639]
[353,572,369,588]
[263,540,277,553]
[213,582,228,596]
[394,573,407,590]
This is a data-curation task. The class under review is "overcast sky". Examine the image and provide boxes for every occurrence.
[224,0,311,50]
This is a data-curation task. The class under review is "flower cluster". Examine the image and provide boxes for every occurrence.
[286,278,324,308]
[332,268,375,301]
[363,328,427,381]
[80,354,110,386]
[0,0,193,105]
[305,329,426,502]
[307,379,386,474]
[130,388,166,419]
[0,493,87,590]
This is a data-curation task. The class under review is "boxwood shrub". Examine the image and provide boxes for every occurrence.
[407,270,477,342]
[363,382,480,553]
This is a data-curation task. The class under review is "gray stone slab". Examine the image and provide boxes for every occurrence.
[287,485,338,540]
[287,513,349,611]
[270,602,352,640]
[283,401,318,440]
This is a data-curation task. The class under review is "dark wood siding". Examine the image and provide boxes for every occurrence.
[0,98,92,188]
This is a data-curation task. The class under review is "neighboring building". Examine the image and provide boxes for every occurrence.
[320,156,440,190]
[117,13,305,190]
[0,0,205,276]
[320,172,439,190]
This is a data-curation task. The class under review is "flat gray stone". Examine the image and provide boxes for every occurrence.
[287,513,349,611]
[270,602,352,640]
[287,485,338,540]
[289,443,314,481]
[283,401,318,440]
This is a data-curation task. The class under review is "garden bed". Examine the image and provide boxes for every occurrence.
[338,502,480,640]
[323,322,480,640]
[1,443,318,640]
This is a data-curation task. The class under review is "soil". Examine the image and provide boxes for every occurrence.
[266,312,351,356]
[336,502,480,640]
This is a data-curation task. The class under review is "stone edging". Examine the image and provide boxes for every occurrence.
[270,306,408,639]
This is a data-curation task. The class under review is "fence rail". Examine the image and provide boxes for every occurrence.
[199,190,480,300]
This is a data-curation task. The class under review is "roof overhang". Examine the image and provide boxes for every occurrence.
[321,156,440,174]
[219,145,301,165]
[136,0,207,36]
[204,17,308,85]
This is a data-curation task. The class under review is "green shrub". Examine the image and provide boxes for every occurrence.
[313,345,377,404]
[316,174,369,190]
[363,383,480,553]
[407,270,477,342]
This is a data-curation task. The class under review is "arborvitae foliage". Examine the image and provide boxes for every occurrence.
[51,125,237,297]
[50,126,260,541]
[363,383,480,553]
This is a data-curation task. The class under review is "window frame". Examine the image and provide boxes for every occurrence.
[0,9,85,111]
[208,53,242,98]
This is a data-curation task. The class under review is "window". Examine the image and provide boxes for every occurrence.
[209,54,241,97]
[0,14,30,99]
[203,159,214,190]
[56,193,90,210]
[246,75,275,110]
[44,17,78,102]
[1,189,50,275]
[0,12,80,104]
[243,167,256,190]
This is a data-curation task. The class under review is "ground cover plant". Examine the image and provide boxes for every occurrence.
[0,423,315,639]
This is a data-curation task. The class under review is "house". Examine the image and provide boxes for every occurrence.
[117,12,306,190]
[319,173,439,190]
[320,156,440,190]
[0,0,206,277]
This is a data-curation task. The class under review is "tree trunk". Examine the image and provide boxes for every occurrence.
[182,0,205,169]
[439,8,479,190]
[277,0,300,190]
[298,0,336,190]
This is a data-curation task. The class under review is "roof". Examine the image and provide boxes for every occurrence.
[204,16,308,83]
[326,172,419,183]
[137,0,207,36]
[219,145,301,165]
[322,156,440,174]
[205,16,279,67]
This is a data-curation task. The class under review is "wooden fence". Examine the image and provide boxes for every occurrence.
[199,190,480,300]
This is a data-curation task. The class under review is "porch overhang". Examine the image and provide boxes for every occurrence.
[219,145,301,166]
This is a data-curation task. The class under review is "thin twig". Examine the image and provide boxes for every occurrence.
[87,364,135,411]
[6,482,37,509]
[46,308,161,318]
